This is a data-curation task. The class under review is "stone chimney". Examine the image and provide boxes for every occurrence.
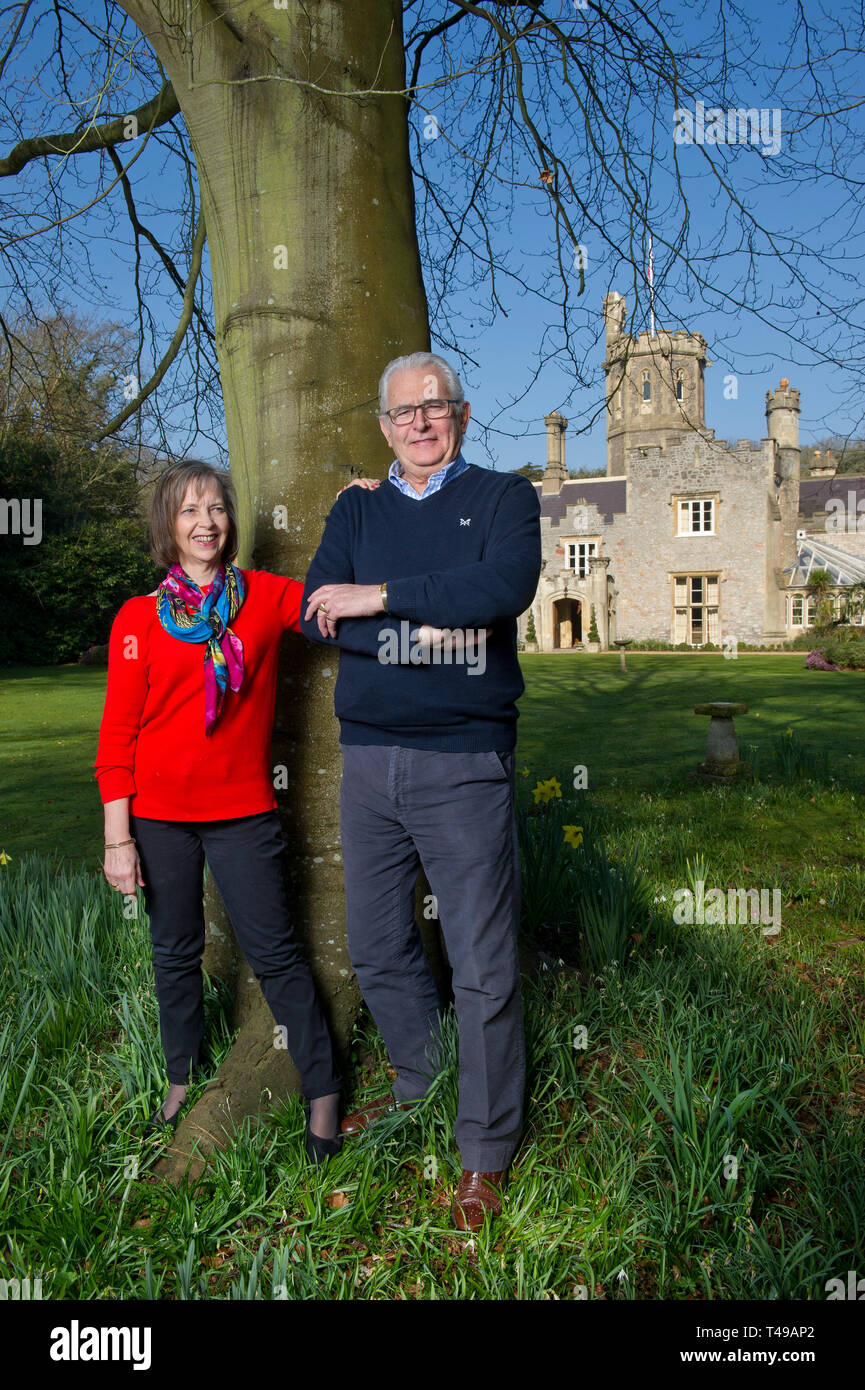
[809,447,834,477]
[765,378,800,480]
[542,411,568,494]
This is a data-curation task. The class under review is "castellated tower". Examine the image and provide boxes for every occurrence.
[602,291,712,476]
[765,378,800,482]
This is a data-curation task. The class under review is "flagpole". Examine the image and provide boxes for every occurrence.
[648,233,656,338]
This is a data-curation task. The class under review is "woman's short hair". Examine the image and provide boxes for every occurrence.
[149,460,239,568]
[378,351,465,415]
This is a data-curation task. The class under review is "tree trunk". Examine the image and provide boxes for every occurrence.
[118,0,429,1181]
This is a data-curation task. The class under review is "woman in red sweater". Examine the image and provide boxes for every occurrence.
[95,459,354,1162]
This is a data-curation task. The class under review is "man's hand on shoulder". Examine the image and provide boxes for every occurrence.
[305,582,385,638]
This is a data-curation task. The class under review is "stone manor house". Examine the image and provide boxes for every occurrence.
[521,292,865,651]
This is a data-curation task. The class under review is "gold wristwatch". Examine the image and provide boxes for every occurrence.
[380,582,388,612]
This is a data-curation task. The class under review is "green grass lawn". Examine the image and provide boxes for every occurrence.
[1,655,864,1301]
[517,651,865,790]
[1,665,109,863]
[3,653,864,863]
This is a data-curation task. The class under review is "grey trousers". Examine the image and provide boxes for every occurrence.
[339,743,525,1171]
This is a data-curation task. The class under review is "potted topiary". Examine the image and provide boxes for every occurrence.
[586,605,601,652]
[524,607,539,652]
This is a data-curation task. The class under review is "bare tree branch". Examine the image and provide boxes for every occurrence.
[0,1,33,83]
[0,80,179,177]
[105,143,214,345]
[95,208,206,441]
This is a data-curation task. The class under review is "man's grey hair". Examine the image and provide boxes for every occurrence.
[378,352,465,415]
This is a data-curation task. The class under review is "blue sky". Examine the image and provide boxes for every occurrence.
[415,0,865,473]
[3,0,863,475]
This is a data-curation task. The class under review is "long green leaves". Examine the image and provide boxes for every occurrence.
[1,808,863,1299]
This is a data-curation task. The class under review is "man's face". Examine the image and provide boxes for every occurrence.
[379,366,470,481]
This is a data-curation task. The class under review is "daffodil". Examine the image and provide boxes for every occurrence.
[0,850,11,866]
[532,776,565,804]
[562,825,584,848]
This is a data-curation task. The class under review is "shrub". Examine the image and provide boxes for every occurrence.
[823,636,865,669]
[78,644,109,666]
[0,431,158,665]
[791,630,823,650]
[805,648,840,671]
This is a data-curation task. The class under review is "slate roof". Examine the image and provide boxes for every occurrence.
[798,474,865,518]
[534,477,627,528]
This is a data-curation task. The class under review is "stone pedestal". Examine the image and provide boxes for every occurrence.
[614,637,633,671]
[691,701,752,784]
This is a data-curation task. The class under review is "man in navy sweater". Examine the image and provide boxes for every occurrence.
[301,351,541,1231]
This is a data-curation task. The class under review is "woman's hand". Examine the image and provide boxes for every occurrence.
[305,582,385,637]
[338,477,380,496]
[103,843,145,896]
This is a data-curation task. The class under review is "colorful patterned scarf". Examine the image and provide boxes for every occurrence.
[156,563,246,736]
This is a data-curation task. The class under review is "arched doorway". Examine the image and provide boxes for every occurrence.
[553,597,582,648]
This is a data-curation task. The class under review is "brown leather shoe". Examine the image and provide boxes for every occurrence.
[451,1169,507,1232]
[340,1092,414,1135]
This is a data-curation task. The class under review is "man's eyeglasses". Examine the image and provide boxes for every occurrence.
[383,398,460,426]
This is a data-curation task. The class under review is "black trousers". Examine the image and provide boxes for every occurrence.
[130,810,341,1098]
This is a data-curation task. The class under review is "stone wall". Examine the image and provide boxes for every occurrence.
[606,436,775,643]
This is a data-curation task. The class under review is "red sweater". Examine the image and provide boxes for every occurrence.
[94,570,303,820]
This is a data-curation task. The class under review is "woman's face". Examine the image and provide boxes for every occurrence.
[173,480,230,575]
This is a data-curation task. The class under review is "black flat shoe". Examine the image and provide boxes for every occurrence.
[143,1102,180,1136]
[304,1101,343,1165]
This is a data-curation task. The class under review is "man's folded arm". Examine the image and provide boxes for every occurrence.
[384,478,542,628]
[298,497,408,657]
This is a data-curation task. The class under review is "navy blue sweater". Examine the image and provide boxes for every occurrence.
[300,463,542,750]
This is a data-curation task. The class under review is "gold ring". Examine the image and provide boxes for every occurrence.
[319,603,329,614]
